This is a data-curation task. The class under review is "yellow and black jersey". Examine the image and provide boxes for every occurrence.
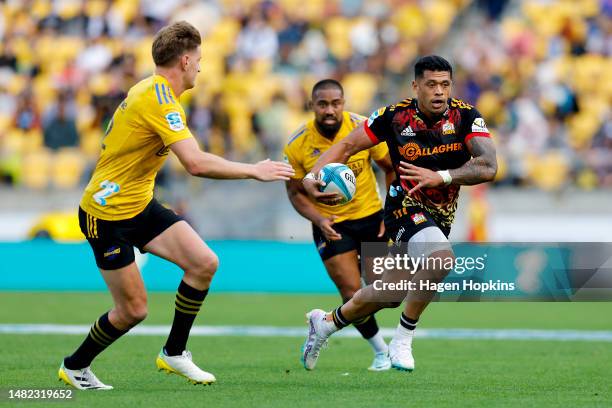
[365,98,491,228]
[80,74,193,220]
[284,111,389,223]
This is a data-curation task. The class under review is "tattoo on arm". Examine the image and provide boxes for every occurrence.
[448,137,497,185]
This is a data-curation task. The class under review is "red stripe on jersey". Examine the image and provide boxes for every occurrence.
[465,132,490,143]
[364,122,380,144]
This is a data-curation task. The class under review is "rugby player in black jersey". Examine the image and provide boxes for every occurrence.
[300,55,497,372]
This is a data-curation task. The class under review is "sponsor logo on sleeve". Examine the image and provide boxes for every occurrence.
[471,117,488,133]
[165,111,185,131]
[367,107,386,126]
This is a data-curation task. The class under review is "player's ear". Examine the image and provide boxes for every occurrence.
[412,79,418,93]
[181,54,189,71]
[307,100,314,110]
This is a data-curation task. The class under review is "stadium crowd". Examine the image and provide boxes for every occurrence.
[0,0,609,191]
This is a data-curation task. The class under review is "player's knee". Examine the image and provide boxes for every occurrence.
[119,300,148,326]
[189,252,219,283]
[127,308,148,326]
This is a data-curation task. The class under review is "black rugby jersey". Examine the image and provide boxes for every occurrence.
[364,98,491,228]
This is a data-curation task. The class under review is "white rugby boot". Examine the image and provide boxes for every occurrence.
[156,349,216,385]
[58,362,113,390]
[368,351,392,371]
[301,309,337,370]
[388,335,415,372]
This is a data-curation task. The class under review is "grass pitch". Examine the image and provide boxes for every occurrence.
[1,293,611,407]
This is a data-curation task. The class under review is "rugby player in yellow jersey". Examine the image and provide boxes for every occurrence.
[284,79,396,371]
[58,21,294,390]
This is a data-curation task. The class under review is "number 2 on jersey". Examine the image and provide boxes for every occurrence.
[93,180,120,206]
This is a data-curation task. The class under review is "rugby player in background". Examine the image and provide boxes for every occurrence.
[300,56,497,372]
[58,21,294,390]
[284,79,395,371]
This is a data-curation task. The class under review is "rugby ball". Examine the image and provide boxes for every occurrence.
[318,163,356,205]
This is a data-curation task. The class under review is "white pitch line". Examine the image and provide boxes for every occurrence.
[1,324,612,342]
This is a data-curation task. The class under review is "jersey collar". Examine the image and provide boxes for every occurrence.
[413,98,450,126]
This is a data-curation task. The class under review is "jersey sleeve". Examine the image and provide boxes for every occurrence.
[283,138,306,180]
[461,107,491,144]
[368,138,389,161]
[364,106,391,145]
[348,112,367,126]
[141,98,194,146]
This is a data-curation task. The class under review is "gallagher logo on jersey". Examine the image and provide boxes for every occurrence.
[165,112,185,131]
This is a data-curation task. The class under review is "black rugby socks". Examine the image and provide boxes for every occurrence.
[164,280,208,356]
[64,312,128,369]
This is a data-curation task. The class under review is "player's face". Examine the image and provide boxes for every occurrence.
[312,88,344,135]
[413,70,452,117]
[183,46,202,89]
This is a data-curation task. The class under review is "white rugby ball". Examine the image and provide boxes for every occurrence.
[318,163,356,205]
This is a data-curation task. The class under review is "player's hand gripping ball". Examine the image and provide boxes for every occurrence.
[318,163,356,205]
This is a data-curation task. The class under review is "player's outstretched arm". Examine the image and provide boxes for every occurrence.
[302,125,374,200]
[170,138,295,181]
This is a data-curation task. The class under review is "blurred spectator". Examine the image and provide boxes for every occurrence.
[476,0,509,21]
[43,93,79,150]
[255,93,291,158]
[0,40,17,71]
[236,11,279,62]
[13,90,41,132]
[77,37,113,74]
[0,0,608,191]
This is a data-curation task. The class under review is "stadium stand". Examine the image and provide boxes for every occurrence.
[0,0,609,191]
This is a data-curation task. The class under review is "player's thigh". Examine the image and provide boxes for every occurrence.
[407,225,453,261]
[79,206,137,271]
[142,220,218,273]
[313,220,362,295]
[323,250,362,296]
[79,208,146,308]
[348,211,385,284]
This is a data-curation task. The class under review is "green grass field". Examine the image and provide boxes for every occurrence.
[1,293,611,407]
